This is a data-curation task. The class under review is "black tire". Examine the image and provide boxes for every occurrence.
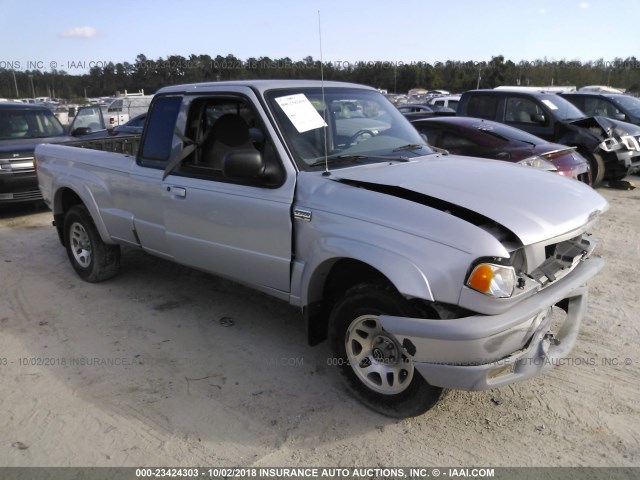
[328,281,443,418]
[584,151,605,188]
[63,205,120,282]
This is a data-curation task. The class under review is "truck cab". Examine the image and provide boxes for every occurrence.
[35,81,608,418]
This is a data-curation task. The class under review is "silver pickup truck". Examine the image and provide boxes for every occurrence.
[35,80,608,418]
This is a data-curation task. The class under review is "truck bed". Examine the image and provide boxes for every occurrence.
[67,135,141,156]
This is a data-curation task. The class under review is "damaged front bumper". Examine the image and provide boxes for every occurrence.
[379,256,604,391]
[605,148,640,175]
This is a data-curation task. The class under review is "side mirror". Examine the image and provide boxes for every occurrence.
[223,150,264,179]
[71,127,92,136]
[531,113,546,124]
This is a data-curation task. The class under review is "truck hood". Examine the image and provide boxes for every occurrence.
[566,115,640,139]
[0,135,74,155]
[332,155,608,246]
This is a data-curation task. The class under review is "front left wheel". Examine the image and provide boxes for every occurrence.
[63,205,120,282]
[328,281,444,418]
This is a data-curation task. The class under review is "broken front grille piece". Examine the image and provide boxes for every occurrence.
[529,235,596,287]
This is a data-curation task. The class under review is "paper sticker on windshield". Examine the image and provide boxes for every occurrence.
[541,99,558,110]
[275,94,327,133]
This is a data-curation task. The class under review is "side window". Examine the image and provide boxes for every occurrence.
[108,99,123,112]
[176,96,285,187]
[505,97,545,124]
[584,98,620,117]
[138,96,182,166]
[466,96,499,120]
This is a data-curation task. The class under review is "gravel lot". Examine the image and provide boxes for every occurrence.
[0,182,639,468]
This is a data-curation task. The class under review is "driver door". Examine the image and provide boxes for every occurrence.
[161,94,294,295]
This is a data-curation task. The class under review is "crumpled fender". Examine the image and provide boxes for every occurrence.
[555,119,602,151]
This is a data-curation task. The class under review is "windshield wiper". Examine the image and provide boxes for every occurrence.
[309,154,410,167]
[308,155,369,167]
[392,144,428,152]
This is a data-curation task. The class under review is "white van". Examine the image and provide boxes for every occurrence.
[426,94,461,110]
[106,95,153,127]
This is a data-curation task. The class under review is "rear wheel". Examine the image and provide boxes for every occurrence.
[328,281,443,418]
[63,205,120,282]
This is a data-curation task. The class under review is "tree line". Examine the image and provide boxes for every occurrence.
[1,53,639,101]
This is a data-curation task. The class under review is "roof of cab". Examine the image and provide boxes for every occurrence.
[155,80,376,95]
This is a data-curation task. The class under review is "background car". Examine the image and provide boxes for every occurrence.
[560,92,640,126]
[396,103,456,120]
[69,110,147,139]
[426,94,461,110]
[410,116,591,185]
[0,103,73,204]
[457,89,640,185]
[105,95,153,127]
[112,112,146,135]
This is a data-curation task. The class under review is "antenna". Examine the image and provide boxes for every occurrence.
[318,10,330,176]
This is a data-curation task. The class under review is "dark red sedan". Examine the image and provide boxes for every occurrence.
[411,116,591,185]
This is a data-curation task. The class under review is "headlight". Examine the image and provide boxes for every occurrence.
[620,135,640,151]
[599,137,619,152]
[600,135,640,152]
[517,156,557,171]
[466,263,516,298]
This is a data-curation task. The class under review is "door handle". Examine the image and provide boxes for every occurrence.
[167,186,186,198]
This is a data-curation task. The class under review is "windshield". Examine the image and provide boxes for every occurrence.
[610,95,640,117]
[539,95,586,121]
[0,108,65,140]
[265,87,433,169]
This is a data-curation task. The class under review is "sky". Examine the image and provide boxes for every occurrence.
[1,0,639,75]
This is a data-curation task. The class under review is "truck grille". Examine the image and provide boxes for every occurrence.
[0,189,42,201]
[0,156,35,173]
[530,234,595,287]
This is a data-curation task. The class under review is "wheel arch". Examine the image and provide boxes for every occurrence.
[53,185,113,246]
[302,243,434,346]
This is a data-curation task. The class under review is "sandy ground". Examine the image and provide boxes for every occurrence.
[0,181,639,468]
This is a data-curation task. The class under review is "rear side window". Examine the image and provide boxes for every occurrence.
[583,97,620,117]
[108,99,123,112]
[139,96,182,163]
[466,96,499,120]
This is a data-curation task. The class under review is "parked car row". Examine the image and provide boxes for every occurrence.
[3,84,639,207]
[398,89,640,187]
[411,116,591,184]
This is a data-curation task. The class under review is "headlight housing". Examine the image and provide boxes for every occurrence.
[466,263,516,298]
[599,135,640,152]
[620,135,640,151]
[517,156,557,171]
